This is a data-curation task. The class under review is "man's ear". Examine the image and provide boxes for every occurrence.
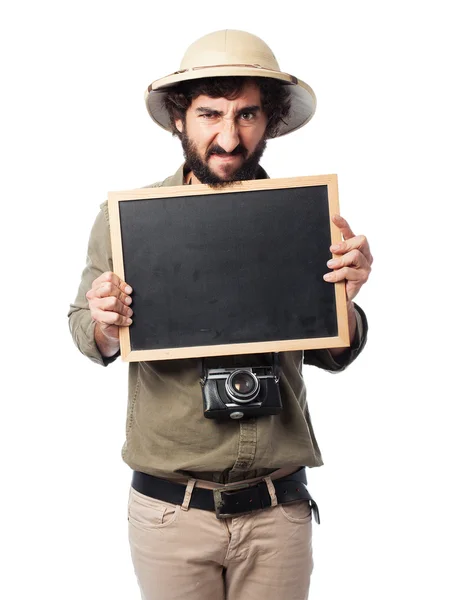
[175,118,183,134]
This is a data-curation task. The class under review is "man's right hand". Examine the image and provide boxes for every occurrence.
[86,271,133,357]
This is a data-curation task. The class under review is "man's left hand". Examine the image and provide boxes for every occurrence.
[323,214,373,301]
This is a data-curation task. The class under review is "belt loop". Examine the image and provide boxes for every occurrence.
[181,478,197,511]
[263,476,278,508]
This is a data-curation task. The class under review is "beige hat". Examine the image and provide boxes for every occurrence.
[145,29,316,138]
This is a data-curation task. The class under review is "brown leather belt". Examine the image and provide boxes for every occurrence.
[131,467,320,522]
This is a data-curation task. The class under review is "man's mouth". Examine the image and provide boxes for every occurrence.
[210,153,242,161]
[206,144,247,161]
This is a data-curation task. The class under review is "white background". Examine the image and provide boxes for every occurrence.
[1,1,469,598]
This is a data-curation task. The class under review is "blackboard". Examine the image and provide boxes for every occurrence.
[108,175,349,361]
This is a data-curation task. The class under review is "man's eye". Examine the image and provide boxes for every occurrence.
[240,112,255,121]
[200,113,217,119]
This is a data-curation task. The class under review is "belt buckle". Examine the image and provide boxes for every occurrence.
[213,482,253,519]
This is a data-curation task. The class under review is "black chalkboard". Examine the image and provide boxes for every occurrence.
[108,175,349,361]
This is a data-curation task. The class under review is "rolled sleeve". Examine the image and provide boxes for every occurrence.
[303,302,368,372]
[67,202,119,367]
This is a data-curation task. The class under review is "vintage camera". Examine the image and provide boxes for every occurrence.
[201,354,283,421]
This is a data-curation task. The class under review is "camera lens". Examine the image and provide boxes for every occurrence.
[225,370,260,404]
[232,372,256,394]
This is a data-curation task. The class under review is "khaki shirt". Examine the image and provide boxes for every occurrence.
[68,165,367,484]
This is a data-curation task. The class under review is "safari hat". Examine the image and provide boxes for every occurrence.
[145,29,316,138]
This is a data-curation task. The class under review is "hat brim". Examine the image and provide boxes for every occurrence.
[145,65,316,138]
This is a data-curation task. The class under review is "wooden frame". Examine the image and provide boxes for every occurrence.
[108,174,349,361]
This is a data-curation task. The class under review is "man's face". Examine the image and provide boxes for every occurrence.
[175,83,269,187]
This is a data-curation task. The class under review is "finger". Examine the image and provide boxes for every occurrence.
[330,234,373,265]
[327,249,369,271]
[91,271,121,290]
[99,295,134,317]
[91,271,133,295]
[323,266,365,283]
[332,214,355,240]
[92,308,133,327]
[90,281,133,305]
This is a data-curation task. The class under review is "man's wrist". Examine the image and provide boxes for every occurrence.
[94,323,120,358]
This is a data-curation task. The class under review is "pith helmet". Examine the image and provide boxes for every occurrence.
[145,29,316,138]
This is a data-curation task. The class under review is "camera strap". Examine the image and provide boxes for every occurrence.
[272,352,281,382]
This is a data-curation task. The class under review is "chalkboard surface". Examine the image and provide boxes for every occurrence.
[108,175,349,361]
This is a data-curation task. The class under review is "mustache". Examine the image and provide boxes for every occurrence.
[205,144,248,160]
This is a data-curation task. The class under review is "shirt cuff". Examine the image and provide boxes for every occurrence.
[303,302,368,372]
[72,311,120,367]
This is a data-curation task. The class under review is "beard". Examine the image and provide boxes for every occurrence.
[180,130,267,188]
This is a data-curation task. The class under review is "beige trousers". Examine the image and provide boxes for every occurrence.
[128,475,314,600]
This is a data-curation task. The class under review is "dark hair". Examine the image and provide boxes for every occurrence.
[164,76,291,138]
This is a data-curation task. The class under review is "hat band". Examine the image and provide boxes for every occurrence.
[151,64,298,90]
[191,63,274,71]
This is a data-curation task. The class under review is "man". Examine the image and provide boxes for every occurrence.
[68,29,372,600]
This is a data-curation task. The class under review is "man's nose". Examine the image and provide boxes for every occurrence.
[216,118,240,153]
